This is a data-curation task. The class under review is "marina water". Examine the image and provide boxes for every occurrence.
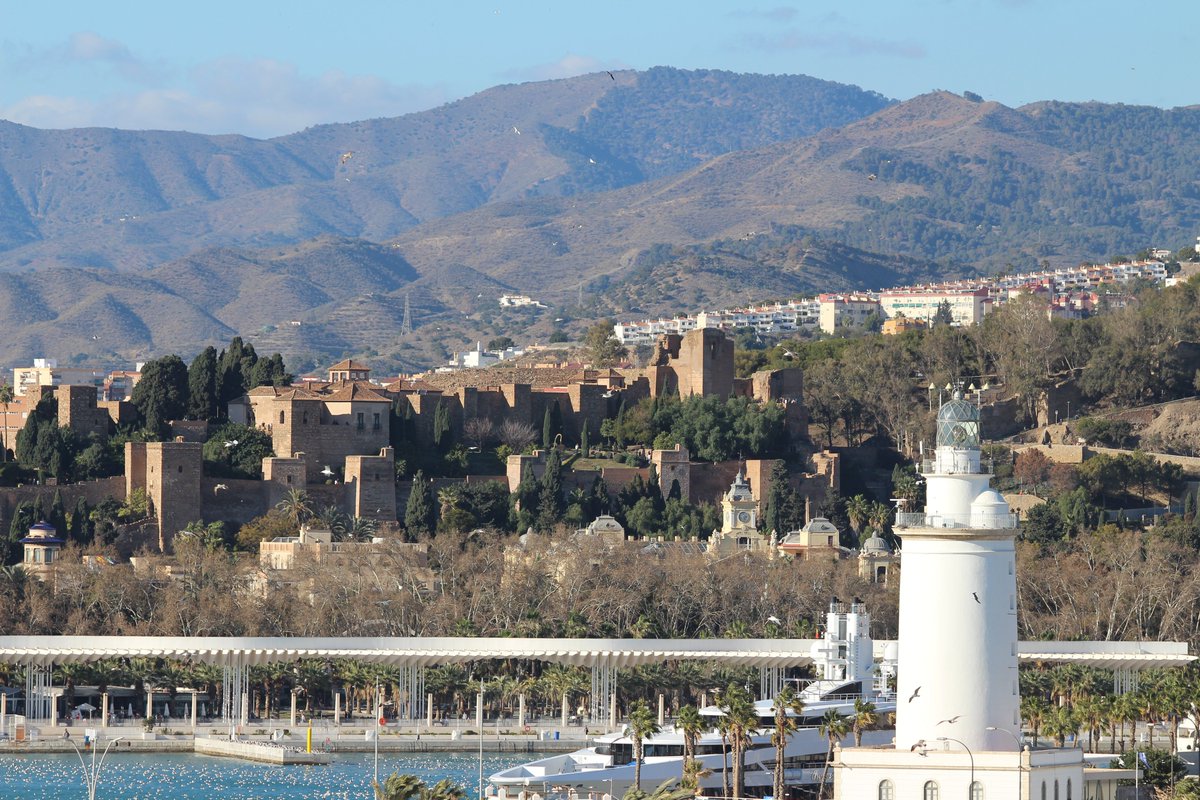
[0,751,535,799]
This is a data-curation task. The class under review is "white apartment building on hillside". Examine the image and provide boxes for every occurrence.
[879,287,993,327]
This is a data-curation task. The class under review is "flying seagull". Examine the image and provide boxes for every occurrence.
[213,484,228,494]
[223,439,239,448]
[321,465,335,477]
[766,615,782,625]
[512,126,521,135]
[972,592,981,604]
[339,151,353,165]
[909,739,926,753]
[937,715,961,726]
[908,686,921,703]
[606,71,615,80]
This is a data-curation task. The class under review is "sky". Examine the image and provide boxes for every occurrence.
[2,1,1197,140]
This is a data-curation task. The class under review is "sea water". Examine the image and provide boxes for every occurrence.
[0,751,535,799]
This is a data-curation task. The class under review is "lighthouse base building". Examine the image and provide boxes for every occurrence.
[834,391,1133,800]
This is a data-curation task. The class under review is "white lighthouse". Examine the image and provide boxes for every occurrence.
[834,389,1097,800]
[894,390,1020,754]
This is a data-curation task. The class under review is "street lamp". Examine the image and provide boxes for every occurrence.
[936,736,974,797]
[67,734,124,800]
[986,727,1026,800]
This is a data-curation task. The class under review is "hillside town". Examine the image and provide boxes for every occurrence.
[7,12,1200,795]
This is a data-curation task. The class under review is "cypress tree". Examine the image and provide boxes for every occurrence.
[580,424,590,457]
[763,462,792,536]
[542,406,553,450]
[537,448,564,529]
[48,490,67,538]
[404,470,436,539]
[433,402,452,450]
[549,401,563,446]
[187,346,219,421]
[31,494,45,524]
[70,497,90,544]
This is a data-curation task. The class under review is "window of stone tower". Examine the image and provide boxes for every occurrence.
[923,781,939,800]
[303,412,308,424]
[280,411,285,424]
[373,412,381,430]
[178,465,183,473]
[877,780,894,800]
[1066,779,1071,800]
[1054,780,1059,800]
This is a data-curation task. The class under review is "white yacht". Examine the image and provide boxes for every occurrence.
[488,601,896,798]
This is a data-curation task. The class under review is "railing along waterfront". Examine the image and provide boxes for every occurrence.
[894,512,1018,530]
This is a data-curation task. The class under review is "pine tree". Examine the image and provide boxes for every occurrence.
[404,470,436,540]
[187,346,219,421]
[131,355,190,437]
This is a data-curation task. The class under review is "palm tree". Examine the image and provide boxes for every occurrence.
[717,683,757,800]
[276,487,312,528]
[1021,695,1049,747]
[344,516,377,541]
[851,698,878,746]
[771,687,805,800]
[817,709,849,800]
[315,504,348,538]
[628,699,660,793]
[676,704,707,790]
[1041,705,1080,753]
[374,773,467,800]
[845,495,870,539]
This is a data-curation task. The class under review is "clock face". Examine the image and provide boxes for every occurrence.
[737,511,751,524]
[951,424,968,444]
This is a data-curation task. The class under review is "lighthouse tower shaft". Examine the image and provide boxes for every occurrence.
[894,393,1021,754]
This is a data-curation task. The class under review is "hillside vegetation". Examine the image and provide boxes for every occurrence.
[4,77,1200,372]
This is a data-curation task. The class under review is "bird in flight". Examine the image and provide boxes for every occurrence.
[766,615,781,625]
[937,715,960,726]
[321,465,335,477]
[214,484,228,494]
[868,173,877,181]
[909,740,926,753]
[512,126,521,135]
[908,686,921,703]
[223,439,239,448]
[606,71,615,81]
[972,592,981,604]
[340,151,353,165]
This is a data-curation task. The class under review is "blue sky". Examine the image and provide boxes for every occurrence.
[2,1,1196,139]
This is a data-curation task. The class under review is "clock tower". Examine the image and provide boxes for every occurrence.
[708,468,768,557]
[721,469,758,532]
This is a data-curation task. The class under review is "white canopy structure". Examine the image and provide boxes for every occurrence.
[0,636,1187,725]
[0,635,1188,670]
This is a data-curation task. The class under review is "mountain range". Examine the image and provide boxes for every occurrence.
[1,67,1198,374]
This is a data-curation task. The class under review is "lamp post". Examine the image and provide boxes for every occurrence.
[937,736,974,797]
[373,682,381,791]
[986,726,1025,800]
[67,734,123,800]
